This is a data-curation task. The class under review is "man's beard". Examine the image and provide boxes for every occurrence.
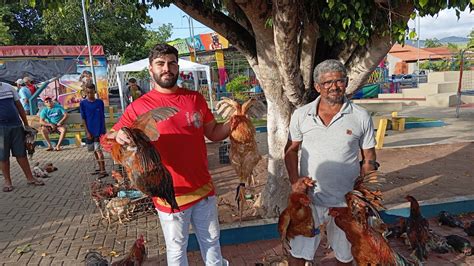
[324,88,344,105]
[153,72,178,88]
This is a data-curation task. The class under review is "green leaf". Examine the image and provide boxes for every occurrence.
[409,31,417,40]
[410,12,417,20]
[342,18,351,29]
[337,31,347,41]
[328,0,335,9]
[358,38,366,46]
[355,21,362,30]
[419,0,429,8]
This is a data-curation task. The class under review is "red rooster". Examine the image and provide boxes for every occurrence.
[278,192,316,252]
[215,97,266,218]
[329,172,415,265]
[101,107,180,212]
[111,235,147,266]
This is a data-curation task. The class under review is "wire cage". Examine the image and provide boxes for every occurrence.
[81,152,158,229]
[219,141,230,164]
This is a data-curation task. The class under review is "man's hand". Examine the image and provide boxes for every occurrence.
[291,176,316,194]
[106,129,131,145]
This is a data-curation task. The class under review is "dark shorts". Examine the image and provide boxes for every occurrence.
[0,125,26,161]
[86,136,102,152]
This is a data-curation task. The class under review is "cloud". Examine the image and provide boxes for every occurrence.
[407,9,473,39]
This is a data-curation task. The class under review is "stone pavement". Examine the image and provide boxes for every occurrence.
[0,148,167,265]
[1,105,473,265]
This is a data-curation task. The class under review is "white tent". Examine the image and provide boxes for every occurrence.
[115,58,213,112]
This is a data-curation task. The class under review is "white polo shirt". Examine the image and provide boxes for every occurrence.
[289,96,376,207]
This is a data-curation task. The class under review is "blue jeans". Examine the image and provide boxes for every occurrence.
[157,196,227,266]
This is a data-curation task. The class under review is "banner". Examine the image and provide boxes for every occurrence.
[169,32,230,55]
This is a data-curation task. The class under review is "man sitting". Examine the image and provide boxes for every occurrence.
[39,97,68,151]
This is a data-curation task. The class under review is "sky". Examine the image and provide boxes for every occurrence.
[148,5,473,41]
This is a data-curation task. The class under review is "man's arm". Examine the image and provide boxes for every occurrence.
[14,100,29,127]
[57,112,68,126]
[360,147,377,176]
[284,139,301,184]
[285,139,315,193]
[203,119,230,142]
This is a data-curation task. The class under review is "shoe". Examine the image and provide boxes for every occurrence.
[2,186,14,192]
[46,147,53,151]
[27,180,45,186]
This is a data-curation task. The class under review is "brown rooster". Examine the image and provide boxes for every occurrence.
[101,107,180,212]
[278,192,316,252]
[405,195,430,262]
[329,172,416,265]
[215,97,266,218]
[111,235,147,266]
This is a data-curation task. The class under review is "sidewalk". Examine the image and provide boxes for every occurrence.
[0,105,473,265]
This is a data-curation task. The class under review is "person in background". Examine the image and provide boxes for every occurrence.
[80,83,107,178]
[15,79,24,91]
[0,82,45,192]
[80,70,93,99]
[39,97,69,151]
[125,78,145,104]
[18,80,32,115]
[23,76,36,95]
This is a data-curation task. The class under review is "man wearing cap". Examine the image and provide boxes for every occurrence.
[0,81,45,192]
[18,80,32,115]
[39,97,68,151]
[23,76,37,95]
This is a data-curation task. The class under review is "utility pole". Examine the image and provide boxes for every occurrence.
[183,15,197,62]
[81,0,97,87]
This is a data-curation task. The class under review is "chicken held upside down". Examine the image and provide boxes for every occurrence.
[216,97,266,216]
[101,107,179,212]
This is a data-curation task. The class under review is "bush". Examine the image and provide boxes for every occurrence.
[226,75,251,101]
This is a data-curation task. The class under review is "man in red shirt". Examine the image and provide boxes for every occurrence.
[107,44,230,265]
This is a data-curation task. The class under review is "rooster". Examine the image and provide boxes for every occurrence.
[330,172,416,265]
[90,180,115,219]
[278,192,316,253]
[215,97,266,218]
[24,126,38,158]
[101,107,179,212]
[111,235,147,266]
[405,195,430,262]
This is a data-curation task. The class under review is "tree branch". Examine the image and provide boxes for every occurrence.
[173,0,258,66]
[344,1,415,94]
[272,0,304,107]
[299,18,319,91]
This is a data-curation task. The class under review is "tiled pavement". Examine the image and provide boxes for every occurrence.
[2,146,474,265]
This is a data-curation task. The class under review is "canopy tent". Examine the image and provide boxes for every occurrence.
[115,58,213,112]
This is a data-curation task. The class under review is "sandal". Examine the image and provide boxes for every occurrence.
[27,180,45,186]
[3,186,14,192]
[55,147,62,151]
[46,147,53,151]
[98,172,109,179]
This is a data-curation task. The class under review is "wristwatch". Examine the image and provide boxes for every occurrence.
[360,160,380,170]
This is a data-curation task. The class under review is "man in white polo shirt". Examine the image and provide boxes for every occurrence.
[285,59,377,265]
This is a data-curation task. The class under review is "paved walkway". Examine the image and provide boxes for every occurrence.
[1,105,473,265]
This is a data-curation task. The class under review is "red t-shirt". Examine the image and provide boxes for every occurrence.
[113,88,216,213]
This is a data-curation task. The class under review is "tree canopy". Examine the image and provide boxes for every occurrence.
[0,1,172,62]
[424,38,443,48]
